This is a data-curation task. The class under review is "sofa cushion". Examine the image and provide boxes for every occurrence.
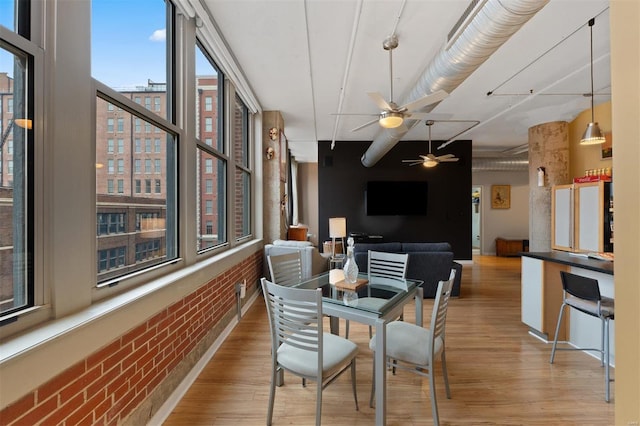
[273,239,313,248]
[401,242,451,252]
[353,242,402,253]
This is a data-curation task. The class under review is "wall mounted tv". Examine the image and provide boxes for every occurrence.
[365,181,428,216]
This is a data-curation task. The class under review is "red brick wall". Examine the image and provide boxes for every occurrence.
[0,251,263,425]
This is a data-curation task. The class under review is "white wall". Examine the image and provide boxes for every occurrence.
[473,171,530,255]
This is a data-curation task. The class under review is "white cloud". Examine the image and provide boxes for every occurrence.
[149,29,166,42]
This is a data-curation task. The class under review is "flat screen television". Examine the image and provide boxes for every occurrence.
[365,181,428,216]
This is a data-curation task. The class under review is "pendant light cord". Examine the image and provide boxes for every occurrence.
[589,17,595,122]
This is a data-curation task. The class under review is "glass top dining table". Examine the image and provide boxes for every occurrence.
[294,272,424,426]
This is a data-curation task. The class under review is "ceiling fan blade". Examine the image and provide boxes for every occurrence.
[402,159,422,163]
[437,154,455,159]
[408,112,454,121]
[330,112,378,116]
[439,158,459,162]
[367,92,392,111]
[351,117,380,132]
[400,89,449,112]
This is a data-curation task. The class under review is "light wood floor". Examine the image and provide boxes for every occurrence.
[163,256,615,425]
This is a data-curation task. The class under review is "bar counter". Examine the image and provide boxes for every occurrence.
[520,250,615,366]
[522,251,613,275]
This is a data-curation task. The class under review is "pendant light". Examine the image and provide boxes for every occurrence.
[580,17,605,145]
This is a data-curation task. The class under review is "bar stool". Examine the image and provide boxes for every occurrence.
[550,271,615,402]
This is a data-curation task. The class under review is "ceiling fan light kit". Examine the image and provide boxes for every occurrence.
[402,120,460,167]
[580,17,606,146]
[379,111,404,128]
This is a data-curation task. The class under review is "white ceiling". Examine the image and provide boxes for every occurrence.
[201,0,611,163]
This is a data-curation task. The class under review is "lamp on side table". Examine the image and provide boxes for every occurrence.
[328,217,346,271]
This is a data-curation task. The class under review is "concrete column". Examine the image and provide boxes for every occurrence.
[528,121,570,252]
[263,111,286,244]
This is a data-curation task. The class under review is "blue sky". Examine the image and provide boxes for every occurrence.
[92,0,168,89]
[1,0,215,88]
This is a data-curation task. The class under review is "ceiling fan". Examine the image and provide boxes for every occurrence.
[335,34,449,132]
[402,120,460,168]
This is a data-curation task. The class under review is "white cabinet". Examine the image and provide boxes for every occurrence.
[551,181,613,253]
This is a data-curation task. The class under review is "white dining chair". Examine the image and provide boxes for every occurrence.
[345,250,409,338]
[261,278,359,426]
[267,251,304,287]
[369,269,456,426]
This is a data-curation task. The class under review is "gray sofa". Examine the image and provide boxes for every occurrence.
[353,242,462,298]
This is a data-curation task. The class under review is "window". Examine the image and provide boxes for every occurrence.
[117,117,124,132]
[95,94,177,284]
[107,102,114,111]
[134,96,141,104]
[117,138,124,154]
[145,97,151,110]
[97,213,126,236]
[135,239,161,262]
[233,94,251,239]
[155,138,161,153]
[145,122,151,133]
[97,247,126,273]
[135,118,141,133]
[154,96,160,111]
[135,138,141,153]
[0,40,33,316]
[107,118,114,132]
[107,159,114,174]
[195,41,226,251]
[145,138,151,153]
[107,138,114,153]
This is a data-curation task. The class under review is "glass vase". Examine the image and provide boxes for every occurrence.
[343,238,359,284]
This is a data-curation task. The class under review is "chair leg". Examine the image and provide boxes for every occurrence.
[550,302,567,364]
[267,366,277,426]
[351,359,359,411]
[429,369,440,426]
[345,320,350,339]
[316,380,322,426]
[604,318,611,403]
[369,357,376,408]
[600,317,606,367]
[441,348,451,399]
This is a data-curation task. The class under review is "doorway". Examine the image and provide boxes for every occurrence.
[471,186,482,254]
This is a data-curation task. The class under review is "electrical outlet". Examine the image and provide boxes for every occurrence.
[240,279,246,299]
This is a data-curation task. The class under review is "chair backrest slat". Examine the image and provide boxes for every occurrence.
[430,269,456,348]
[262,278,322,355]
[268,252,304,287]
[368,250,409,281]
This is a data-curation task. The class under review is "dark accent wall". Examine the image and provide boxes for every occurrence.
[318,140,472,260]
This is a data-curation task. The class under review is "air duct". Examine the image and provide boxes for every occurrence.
[472,155,529,172]
[361,0,549,167]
